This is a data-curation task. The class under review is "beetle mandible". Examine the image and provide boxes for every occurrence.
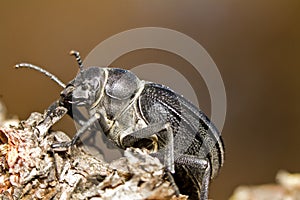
[15,50,224,200]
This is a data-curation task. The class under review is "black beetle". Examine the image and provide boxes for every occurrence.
[15,51,224,200]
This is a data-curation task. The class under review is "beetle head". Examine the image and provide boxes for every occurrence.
[59,67,106,110]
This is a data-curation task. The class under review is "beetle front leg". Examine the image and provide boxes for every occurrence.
[51,113,102,148]
[36,101,67,137]
[175,154,211,200]
[121,122,175,173]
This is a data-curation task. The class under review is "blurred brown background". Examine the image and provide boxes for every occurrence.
[0,1,299,199]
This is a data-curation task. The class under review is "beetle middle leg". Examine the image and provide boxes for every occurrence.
[122,122,181,196]
[121,122,175,173]
[51,113,102,148]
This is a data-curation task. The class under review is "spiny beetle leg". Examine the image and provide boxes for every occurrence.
[121,122,175,173]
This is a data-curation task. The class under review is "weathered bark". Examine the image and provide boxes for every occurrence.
[0,101,187,200]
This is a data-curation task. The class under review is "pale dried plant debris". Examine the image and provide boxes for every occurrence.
[0,100,187,200]
[230,171,300,200]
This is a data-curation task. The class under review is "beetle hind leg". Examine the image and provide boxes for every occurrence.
[175,155,211,200]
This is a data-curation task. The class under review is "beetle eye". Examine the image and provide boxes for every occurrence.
[91,79,100,90]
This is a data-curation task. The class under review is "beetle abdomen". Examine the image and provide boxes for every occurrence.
[138,83,224,178]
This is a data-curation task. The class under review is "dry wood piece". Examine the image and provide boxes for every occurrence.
[0,101,187,200]
[230,171,300,200]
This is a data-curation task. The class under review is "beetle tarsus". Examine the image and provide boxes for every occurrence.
[163,168,180,197]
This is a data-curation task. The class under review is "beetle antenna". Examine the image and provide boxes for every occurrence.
[69,50,84,72]
[14,63,66,88]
